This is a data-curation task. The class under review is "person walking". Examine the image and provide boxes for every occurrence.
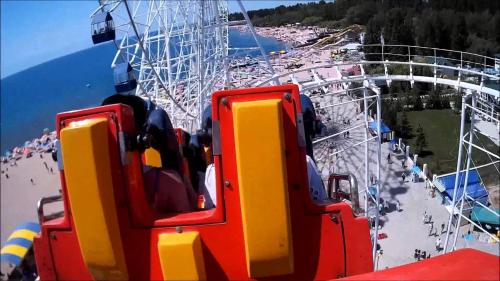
[395,200,400,212]
[402,173,406,183]
[346,131,350,138]
[428,223,433,236]
[441,223,445,233]
[30,178,34,185]
[428,215,433,224]
[50,167,54,174]
[43,161,48,170]
[435,238,442,251]
[423,211,427,224]
[414,249,419,260]
[5,173,9,179]
[387,153,391,164]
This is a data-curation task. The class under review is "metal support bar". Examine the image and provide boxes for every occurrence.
[37,194,63,224]
[462,140,500,160]
[236,0,279,85]
[443,93,470,253]
[451,92,476,250]
[313,123,366,144]
[363,87,370,221]
[328,136,377,157]
[373,88,382,268]
[319,94,378,110]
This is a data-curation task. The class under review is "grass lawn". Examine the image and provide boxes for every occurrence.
[398,109,499,186]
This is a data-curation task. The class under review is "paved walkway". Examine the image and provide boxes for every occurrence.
[311,88,455,269]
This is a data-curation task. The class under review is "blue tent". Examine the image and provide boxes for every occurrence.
[471,205,499,226]
[368,121,392,134]
[437,170,488,200]
[411,165,422,174]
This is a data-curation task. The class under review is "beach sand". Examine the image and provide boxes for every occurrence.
[1,153,61,246]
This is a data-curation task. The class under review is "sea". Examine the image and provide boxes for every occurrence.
[0,29,288,153]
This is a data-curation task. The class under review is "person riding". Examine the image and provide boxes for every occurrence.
[102,94,196,213]
[141,109,197,212]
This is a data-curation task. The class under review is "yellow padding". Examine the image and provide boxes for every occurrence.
[8,230,37,241]
[1,245,28,257]
[144,148,162,168]
[157,232,206,281]
[60,118,128,280]
[232,99,294,278]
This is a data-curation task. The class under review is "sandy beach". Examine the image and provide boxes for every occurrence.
[0,151,61,246]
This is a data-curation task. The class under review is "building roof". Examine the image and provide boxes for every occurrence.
[436,170,488,200]
[471,205,499,226]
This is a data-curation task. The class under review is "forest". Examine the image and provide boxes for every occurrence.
[229,0,500,56]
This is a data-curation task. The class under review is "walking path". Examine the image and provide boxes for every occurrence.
[311,88,468,269]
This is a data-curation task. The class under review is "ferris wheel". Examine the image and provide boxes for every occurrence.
[90,0,231,131]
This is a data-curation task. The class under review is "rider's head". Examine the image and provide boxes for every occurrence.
[144,109,182,173]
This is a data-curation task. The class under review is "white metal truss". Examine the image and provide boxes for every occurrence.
[93,0,279,131]
[256,44,499,263]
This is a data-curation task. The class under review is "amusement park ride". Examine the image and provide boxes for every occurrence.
[32,0,499,280]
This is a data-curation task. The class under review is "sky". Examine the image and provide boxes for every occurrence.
[0,1,317,79]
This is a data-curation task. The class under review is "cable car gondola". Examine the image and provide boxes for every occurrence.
[91,12,115,44]
[113,63,137,93]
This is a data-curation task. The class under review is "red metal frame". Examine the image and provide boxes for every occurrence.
[343,248,499,280]
[34,85,373,280]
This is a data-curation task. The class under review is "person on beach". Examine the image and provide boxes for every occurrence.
[395,200,400,212]
[5,174,9,179]
[402,173,406,183]
[30,178,34,185]
[50,167,53,174]
[43,161,48,170]
[441,223,445,233]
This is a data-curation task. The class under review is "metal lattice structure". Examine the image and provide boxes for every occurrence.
[91,0,278,132]
[255,44,499,263]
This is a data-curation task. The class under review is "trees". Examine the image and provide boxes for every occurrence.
[453,94,462,111]
[382,99,398,131]
[427,89,444,109]
[227,0,500,55]
[399,111,413,140]
[414,124,428,154]
[412,89,424,111]
[451,14,468,51]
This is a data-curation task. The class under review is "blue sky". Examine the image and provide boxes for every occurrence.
[1,1,316,78]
